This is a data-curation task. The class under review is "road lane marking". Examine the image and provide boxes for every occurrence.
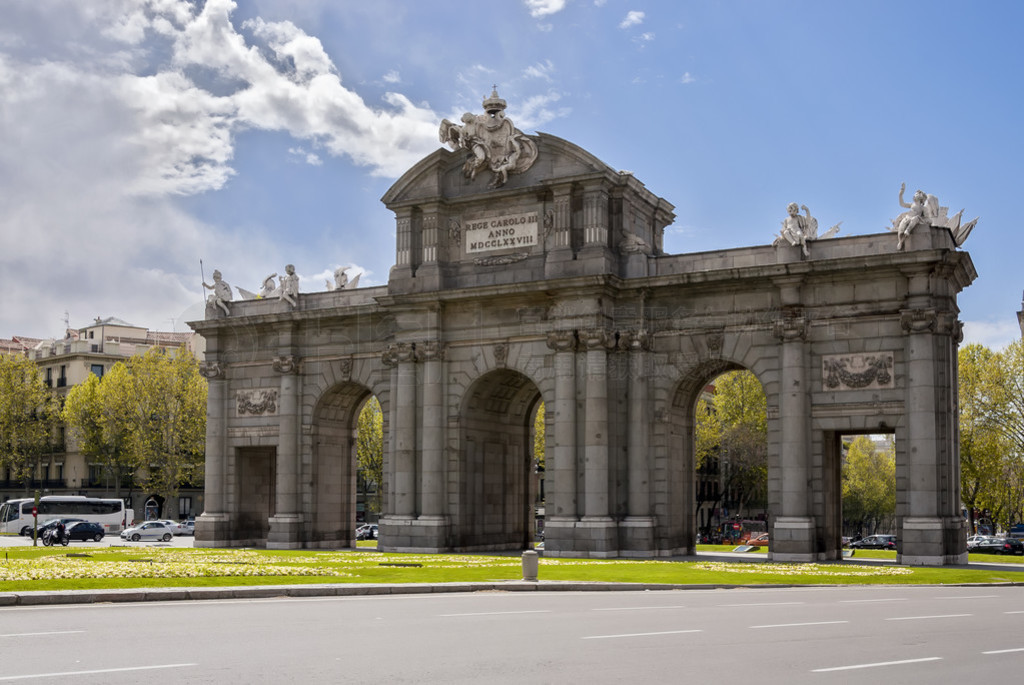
[1005,611,1024,614]
[0,631,84,638]
[720,602,804,607]
[0,664,197,681]
[812,657,941,672]
[983,648,1024,654]
[750,620,848,629]
[582,630,702,640]
[885,614,971,621]
[935,594,998,600]
[439,610,551,617]
[593,605,686,611]
[840,598,907,603]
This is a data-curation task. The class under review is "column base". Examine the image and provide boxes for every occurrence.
[267,514,304,549]
[770,516,816,562]
[194,513,232,548]
[378,515,450,552]
[899,516,967,566]
[619,516,658,557]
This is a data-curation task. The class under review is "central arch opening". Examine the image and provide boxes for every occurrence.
[456,368,543,551]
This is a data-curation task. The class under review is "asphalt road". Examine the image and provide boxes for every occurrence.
[2,586,1023,684]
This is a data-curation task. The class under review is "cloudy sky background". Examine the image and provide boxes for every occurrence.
[1,0,1021,348]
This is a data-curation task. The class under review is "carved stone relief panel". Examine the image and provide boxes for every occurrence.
[237,388,279,416]
[821,353,895,391]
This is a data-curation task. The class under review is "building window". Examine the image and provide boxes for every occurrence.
[57,365,67,388]
[179,497,192,518]
[88,331,94,339]
[90,364,104,378]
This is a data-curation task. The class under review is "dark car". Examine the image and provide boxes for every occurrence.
[29,518,87,537]
[849,534,897,550]
[970,537,1024,555]
[66,521,105,542]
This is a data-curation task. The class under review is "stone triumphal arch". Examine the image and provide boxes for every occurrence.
[192,92,976,565]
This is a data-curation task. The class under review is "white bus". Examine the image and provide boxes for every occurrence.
[0,496,133,536]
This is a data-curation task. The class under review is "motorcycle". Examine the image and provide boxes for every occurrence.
[41,528,69,547]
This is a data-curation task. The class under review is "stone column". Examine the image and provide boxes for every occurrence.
[771,277,814,561]
[419,341,444,518]
[580,328,616,556]
[621,330,655,556]
[545,331,578,553]
[899,291,965,565]
[392,343,418,517]
[268,354,303,548]
[195,360,229,546]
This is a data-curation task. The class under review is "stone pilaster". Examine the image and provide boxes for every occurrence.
[391,342,417,518]
[268,353,303,548]
[418,341,445,518]
[621,330,655,555]
[578,328,617,556]
[771,278,814,561]
[195,360,230,546]
[544,330,578,552]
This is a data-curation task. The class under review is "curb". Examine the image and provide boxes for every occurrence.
[4,579,1021,607]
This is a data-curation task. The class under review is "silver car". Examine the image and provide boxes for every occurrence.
[120,521,174,542]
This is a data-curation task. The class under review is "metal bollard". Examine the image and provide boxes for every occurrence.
[521,549,539,581]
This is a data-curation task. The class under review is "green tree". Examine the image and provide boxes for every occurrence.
[63,348,206,515]
[533,400,545,471]
[356,396,383,515]
[978,339,1024,530]
[958,343,1009,533]
[842,435,896,535]
[63,367,140,497]
[695,370,768,520]
[129,348,207,514]
[0,354,61,491]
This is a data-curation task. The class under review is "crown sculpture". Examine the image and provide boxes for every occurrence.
[439,88,539,189]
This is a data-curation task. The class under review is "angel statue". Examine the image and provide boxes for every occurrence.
[773,203,841,257]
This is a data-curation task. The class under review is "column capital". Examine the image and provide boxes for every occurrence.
[272,355,300,374]
[773,315,807,342]
[418,340,445,362]
[621,329,651,352]
[546,329,578,352]
[198,361,226,379]
[580,328,614,351]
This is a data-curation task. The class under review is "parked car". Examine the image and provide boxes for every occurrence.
[120,521,174,542]
[967,535,993,550]
[154,519,183,535]
[969,537,1024,555]
[66,521,105,542]
[849,534,897,550]
[356,524,378,540]
[178,519,195,536]
[747,533,770,546]
[28,518,87,537]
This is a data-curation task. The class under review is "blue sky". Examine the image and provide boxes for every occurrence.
[1,0,1021,347]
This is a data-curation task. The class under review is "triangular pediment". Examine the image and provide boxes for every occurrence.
[382,133,617,208]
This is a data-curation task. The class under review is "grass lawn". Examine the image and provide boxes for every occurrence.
[1,546,1022,593]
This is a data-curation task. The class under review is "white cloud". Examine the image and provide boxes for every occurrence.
[640,32,655,42]
[525,0,568,18]
[620,11,645,29]
[680,72,696,84]
[0,0,576,337]
[962,319,1020,351]
[382,70,401,84]
[523,60,556,81]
